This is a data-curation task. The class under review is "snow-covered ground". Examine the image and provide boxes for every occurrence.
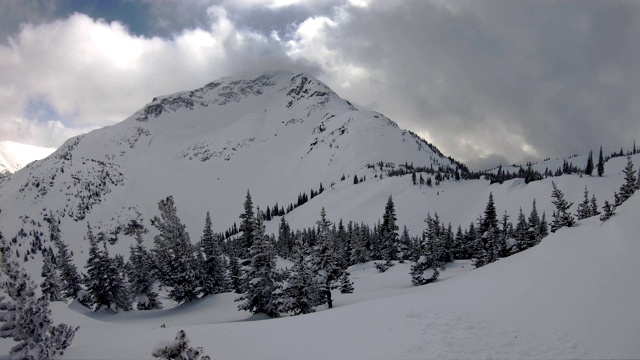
[37,190,639,359]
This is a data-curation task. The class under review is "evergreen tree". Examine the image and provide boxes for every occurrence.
[585,150,594,176]
[398,225,411,261]
[380,195,399,261]
[513,208,528,253]
[349,223,369,265]
[151,196,200,303]
[40,250,62,302]
[618,156,637,204]
[49,217,82,300]
[0,235,78,359]
[576,186,593,220]
[600,200,615,221]
[236,209,281,317]
[550,181,575,232]
[590,194,600,216]
[200,212,225,296]
[410,213,444,285]
[282,238,320,315]
[597,146,605,177]
[527,199,542,247]
[238,190,256,260]
[125,220,161,310]
[312,208,341,309]
[227,251,242,293]
[480,192,499,235]
[339,272,354,294]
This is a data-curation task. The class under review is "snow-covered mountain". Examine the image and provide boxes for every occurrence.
[0,71,460,258]
[0,141,55,175]
[1,70,639,359]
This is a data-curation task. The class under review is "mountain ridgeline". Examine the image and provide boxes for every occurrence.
[0,71,466,254]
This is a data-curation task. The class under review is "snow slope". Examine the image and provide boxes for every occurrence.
[0,141,55,174]
[42,185,640,360]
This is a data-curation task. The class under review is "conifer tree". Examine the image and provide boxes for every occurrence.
[576,186,593,220]
[380,195,399,261]
[151,196,200,303]
[410,213,445,284]
[550,181,575,232]
[49,217,82,300]
[236,209,281,317]
[597,146,605,177]
[312,208,341,309]
[480,192,499,235]
[585,150,594,176]
[227,251,242,293]
[513,208,528,252]
[40,249,62,302]
[125,220,161,310]
[618,156,637,204]
[527,199,542,246]
[200,212,225,296]
[282,238,320,315]
[339,272,354,294]
[238,190,256,259]
[600,200,615,221]
[0,235,78,359]
[399,225,411,261]
[349,223,369,265]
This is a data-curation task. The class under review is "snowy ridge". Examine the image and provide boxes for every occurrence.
[0,141,56,175]
[0,71,458,265]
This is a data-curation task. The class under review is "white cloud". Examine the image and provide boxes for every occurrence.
[0,10,297,148]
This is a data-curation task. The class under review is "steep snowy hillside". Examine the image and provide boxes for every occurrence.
[0,141,55,175]
[41,173,640,360]
[0,71,460,267]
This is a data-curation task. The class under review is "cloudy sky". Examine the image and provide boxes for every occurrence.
[1,0,638,170]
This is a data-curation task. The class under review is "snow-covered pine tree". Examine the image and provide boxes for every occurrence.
[600,200,616,222]
[497,211,511,257]
[152,330,210,360]
[527,199,542,247]
[200,212,226,296]
[282,237,320,315]
[589,194,600,217]
[399,225,411,261]
[618,156,637,205]
[339,271,354,294]
[349,222,369,265]
[410,213,444,285]
[227,250,242,293]
[49,216,82,300]
[513,208,528,253]
[40,249,62,302]
[0,234,78,359]
[597,146,605,177]
[312,207,341,309]
[151,196,200,303]
[84,224,110,311]
[576,186,593,220]
[236,209,281,317]
[550,181,575,232]
[585,150,594,176]
[125,219,162,310]
[380,195,399,262]
[238,190,256,260]
[479,192,499,235]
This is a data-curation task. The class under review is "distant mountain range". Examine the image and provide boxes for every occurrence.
[0,141,55,176]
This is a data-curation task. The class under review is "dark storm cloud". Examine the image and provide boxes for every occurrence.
[311,0,640,170]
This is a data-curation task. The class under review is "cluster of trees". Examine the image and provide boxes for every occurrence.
[0,232,78,359]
